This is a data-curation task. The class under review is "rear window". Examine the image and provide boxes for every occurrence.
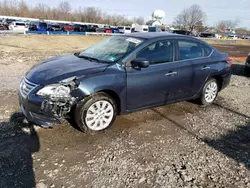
[39,23,47,27]
[149,27,156,32]
[53,25,60,28]
[16,23,25,26]
[143,28,148,31]
[125,27,131,30]
[118,27,124,29]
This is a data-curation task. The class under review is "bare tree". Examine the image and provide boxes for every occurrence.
[133,16,145,25]
[0,0,137,25]
[83,7,102,23]
[18,0,29,17]
[215,18,240,32]
[173,4,206,33]
[235,27,250,35]
[215,21,227,32]
[57,1,71,20]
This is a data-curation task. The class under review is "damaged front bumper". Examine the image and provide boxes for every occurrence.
[19,92,62,127]
[19,78,80,127]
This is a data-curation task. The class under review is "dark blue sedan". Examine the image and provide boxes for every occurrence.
[19,33,232,132]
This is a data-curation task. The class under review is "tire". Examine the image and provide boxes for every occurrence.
[74,92,117,133]
[200,78,218,105]
[245,66,250,75]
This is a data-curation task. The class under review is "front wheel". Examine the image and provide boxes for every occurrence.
[200,78,218,105]
[74,93,117,133]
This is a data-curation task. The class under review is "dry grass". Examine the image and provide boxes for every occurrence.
[0,35,107,53]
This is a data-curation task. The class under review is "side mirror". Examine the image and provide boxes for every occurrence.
[131,58,149,68]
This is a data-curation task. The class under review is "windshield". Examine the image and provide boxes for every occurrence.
[79,36,143,63]
[16,23,25,26]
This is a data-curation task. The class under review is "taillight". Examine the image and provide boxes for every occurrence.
[226,57,232,68]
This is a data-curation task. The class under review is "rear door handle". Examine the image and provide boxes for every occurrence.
[201,66,210,70]
[165,71,177,76]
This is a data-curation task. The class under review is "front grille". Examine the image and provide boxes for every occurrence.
[20,78,38,98]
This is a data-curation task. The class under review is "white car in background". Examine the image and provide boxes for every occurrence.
[134,25,148,33]
[118,26,132,34]
[118,26,125,33]
[124,27,132,34]
[8,22,28,32]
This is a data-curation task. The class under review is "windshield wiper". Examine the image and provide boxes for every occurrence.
[78,55,100,63]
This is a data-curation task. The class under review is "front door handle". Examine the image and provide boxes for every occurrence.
[201,66,210,70]
[165,71,177,76]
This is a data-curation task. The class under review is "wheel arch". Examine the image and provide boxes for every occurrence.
[97,89,121,115]
[211,75,223,91]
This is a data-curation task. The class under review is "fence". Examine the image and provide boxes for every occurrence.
[24,31,86,35]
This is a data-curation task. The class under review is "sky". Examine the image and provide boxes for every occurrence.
[28,0,250,28]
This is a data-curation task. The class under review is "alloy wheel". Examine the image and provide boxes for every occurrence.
[85,100,114,131]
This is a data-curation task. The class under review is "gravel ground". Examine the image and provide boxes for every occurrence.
[0,36,249,188]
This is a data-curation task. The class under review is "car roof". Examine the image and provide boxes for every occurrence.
[124,32,181,39]
[123,32,212,47]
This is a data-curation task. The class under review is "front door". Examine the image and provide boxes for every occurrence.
[126,39,180,111]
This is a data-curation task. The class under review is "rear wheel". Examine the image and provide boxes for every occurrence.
[200,78,218,105]
[74,93,117,133]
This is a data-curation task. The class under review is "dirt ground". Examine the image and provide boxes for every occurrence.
[0,35,250,188]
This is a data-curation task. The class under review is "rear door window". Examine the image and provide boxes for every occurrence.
[178,41,203,60]
[203,45,212,56]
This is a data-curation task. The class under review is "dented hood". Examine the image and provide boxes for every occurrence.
[26,54,108,85]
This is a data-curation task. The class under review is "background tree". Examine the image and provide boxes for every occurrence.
[133,16,145,25]
[173,4,206,33]
[215,18,240,32]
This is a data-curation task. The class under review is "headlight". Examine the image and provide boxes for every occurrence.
[37,84,71,97]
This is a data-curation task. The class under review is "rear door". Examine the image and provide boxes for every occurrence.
[126,39,180,110]
[176,40,212,98]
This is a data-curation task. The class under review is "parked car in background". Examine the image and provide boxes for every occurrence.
[1,18,16,30]
[172,30,191,36]
[73,24,87,32]
[111,27,119,33]
[19,33,232,133]
[243,35,250,40]
[228,34,240,40]
[61,24,74,32]
[8,21,28,32]
[0,25,5,30]
[134,25,149,33]
[29,22,47,31]
[124,27,132,34]
[199,32,215,38]
[47,24,61,31]
[118,26,126,33]
[96,26,112,33]
[87,24,99,32]
[245,53,250,74]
